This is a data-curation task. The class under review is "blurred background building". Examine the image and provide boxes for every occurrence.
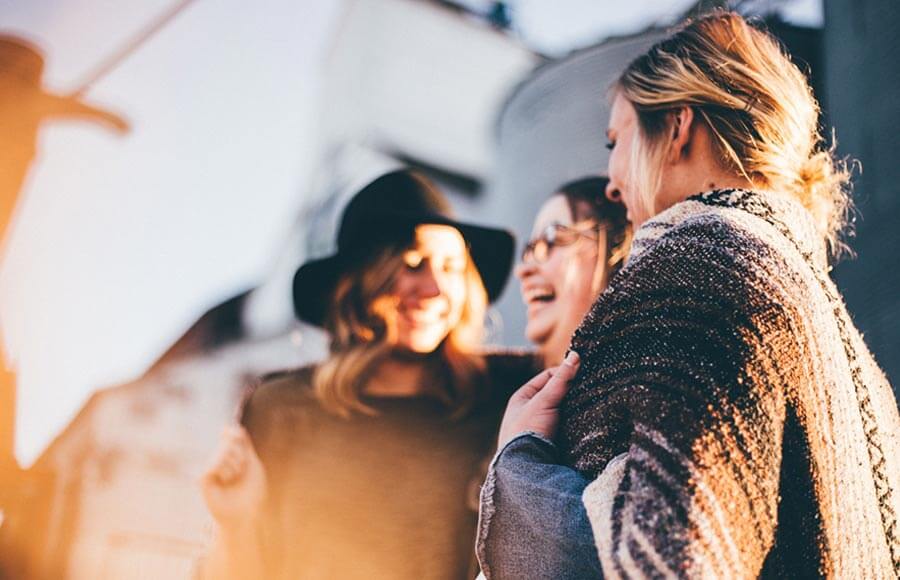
[824,0,900,388]
[3,0,537,576]
[0,0,896,577]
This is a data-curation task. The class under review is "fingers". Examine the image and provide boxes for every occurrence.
[203,426,254,486]
[496,352,581,447]
[512,367,558,402]
[533,350,580,409]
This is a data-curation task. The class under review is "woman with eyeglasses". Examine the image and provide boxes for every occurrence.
[516,177,630,367]
[471,178,629,580]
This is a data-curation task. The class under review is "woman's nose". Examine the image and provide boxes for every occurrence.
[605,183,622,202]
[415,267,441,298]
[515,258,537,280]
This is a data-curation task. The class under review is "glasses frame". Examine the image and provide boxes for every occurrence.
[521,222,603,264]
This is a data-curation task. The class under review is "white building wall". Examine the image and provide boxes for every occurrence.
[318,0,536,180]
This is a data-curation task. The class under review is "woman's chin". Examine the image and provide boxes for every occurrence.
[541,346,567,367]
[397,340,441,355]
[525,326,555,355]
[534,327,572,367]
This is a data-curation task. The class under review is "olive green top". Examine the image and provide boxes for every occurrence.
[241,353,537,580]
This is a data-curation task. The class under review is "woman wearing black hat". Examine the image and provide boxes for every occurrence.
[199,169,536,579]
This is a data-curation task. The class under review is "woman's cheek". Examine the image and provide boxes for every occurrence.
[448,277,468,319]
[569,254,600,313]
[558,260,584,305]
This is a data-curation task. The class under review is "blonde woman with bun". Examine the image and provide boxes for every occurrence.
[478,12,900,579]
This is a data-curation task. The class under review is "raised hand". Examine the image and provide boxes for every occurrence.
[200,425,267,528]
[497,350,580,448]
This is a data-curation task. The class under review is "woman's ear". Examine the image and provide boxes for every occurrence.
[668,106,695,162]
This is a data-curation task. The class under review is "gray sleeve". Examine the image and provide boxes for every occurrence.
[476,432,603,580]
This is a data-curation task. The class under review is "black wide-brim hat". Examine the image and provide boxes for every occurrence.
[293,170,515,327]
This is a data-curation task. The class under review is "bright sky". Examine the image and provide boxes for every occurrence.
[0,0,822,467]
[455,0,822,55]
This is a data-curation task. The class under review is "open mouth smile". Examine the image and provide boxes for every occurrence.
[523,286,556,305]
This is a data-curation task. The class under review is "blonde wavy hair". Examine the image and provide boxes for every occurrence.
[312,240,488,419]
[615,11,852,258]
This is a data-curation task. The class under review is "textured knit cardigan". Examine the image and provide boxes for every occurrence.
[560,189,900,578]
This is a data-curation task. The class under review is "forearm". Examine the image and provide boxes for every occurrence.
[199,521,265,580]
[477,432,602,580]
[579,414,783,578]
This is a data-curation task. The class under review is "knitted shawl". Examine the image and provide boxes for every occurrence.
[561,189,900,578]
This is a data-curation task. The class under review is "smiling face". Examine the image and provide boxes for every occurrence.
[388,224,469,354]
[516,195,606,365]
[605,92,655,228]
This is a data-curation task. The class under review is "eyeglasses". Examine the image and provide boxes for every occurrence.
[521,223,601,264]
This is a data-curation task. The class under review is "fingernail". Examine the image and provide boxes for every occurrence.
[565,350,580,365]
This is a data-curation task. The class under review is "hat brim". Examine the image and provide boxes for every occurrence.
[293,213,514,327]
[39,92,130,132]
[292,254,351,327]
[13,85,130,132]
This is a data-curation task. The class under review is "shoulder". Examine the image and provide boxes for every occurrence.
[637,205,766,264]
[239,365,319,425]
[483,348,539,380]
[614,203,792,306]
[481,348,541,401]
[575,202,802,354]
[627,190,821,287]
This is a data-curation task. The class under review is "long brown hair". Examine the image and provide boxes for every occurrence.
[312,240,488,419]
[615,11,852,258]
[557,176,633,288]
